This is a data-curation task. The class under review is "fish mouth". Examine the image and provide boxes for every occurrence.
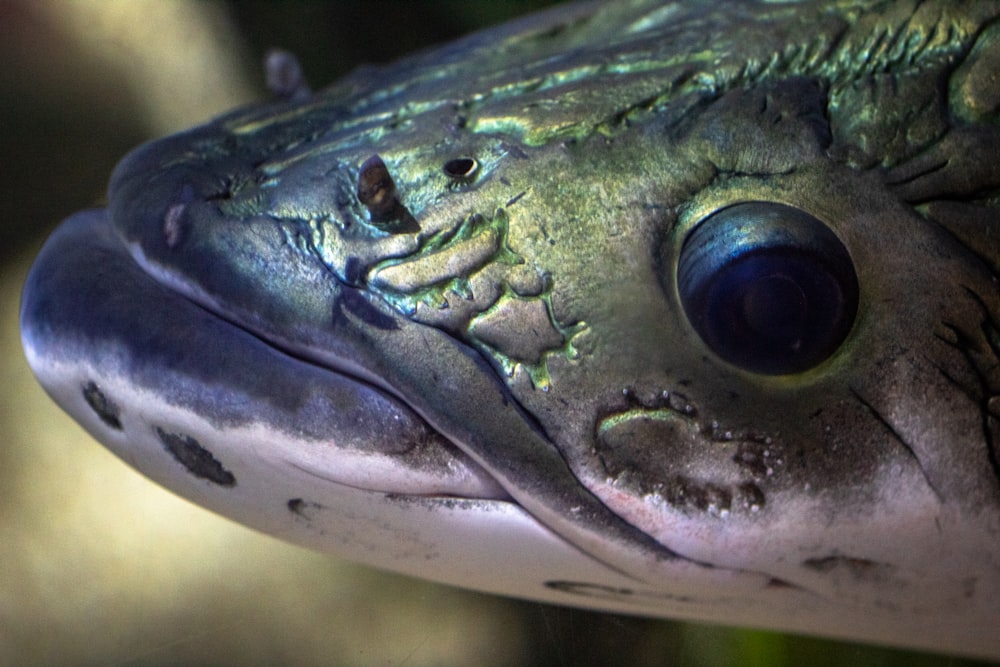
[20,209,509,502]
[20,212,599,608]
[21,208,598,594]
[60,130,698,584]
[18,201,685,590]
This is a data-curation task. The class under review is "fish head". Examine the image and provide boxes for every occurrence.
[20,0,1000,657]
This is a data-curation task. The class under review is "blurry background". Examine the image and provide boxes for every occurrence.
[0,1,993,665]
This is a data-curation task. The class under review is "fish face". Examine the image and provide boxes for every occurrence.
[20,0,1000,658]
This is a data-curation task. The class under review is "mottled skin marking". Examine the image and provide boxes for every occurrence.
[156,427,236,487]
[82,381,122,430]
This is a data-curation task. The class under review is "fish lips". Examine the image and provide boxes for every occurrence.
[19,208,507,501]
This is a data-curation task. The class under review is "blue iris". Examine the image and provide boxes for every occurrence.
[677,202,858,375]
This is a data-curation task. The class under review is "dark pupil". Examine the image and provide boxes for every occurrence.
[677,203,858,375]
[741,267,807,345]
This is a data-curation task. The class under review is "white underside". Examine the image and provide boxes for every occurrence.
[22,340,1000,660]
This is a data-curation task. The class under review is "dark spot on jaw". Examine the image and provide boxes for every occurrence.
[288,498,324,513]
[288,498,324,520]
[156,427,236,487]
[82,381,122,430]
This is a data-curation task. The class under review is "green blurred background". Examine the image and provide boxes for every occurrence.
[0,2,994,665]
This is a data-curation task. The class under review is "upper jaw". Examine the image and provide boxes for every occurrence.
[20,208,508,501]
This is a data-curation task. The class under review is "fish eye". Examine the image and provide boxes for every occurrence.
[677,202,859,375]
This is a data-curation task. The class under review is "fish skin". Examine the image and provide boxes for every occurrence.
[20,0,1000,659]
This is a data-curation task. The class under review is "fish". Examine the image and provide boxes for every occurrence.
[19,0,1000,659]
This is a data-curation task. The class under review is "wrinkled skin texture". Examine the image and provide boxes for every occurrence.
[20,0,1000,659]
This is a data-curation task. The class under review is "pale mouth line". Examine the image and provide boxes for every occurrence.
[284,460,514,502]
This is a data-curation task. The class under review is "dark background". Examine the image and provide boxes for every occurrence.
[0,2,992,665]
